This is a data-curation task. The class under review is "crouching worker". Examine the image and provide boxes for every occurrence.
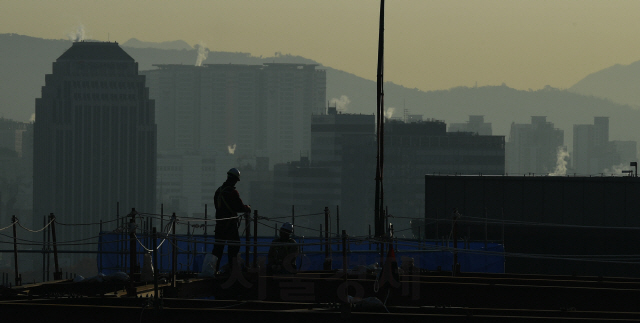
[267,222,298,274]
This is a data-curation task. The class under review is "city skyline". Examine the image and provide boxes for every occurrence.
[6,0,640,294]
[3,1,640,93]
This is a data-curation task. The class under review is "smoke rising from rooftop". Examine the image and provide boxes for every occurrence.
[384,107,396,119]
[195,41,209,66]
[604,163,632,176]
[67,24,86,42]
[549,147,569,176]
[330,95,350,112]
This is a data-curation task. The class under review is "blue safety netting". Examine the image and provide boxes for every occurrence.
[97,233,504,275]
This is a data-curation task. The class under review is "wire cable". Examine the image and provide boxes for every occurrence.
[55,217,120,226]
[263,212,325,220]
[0,221,16,232]
[16,218,54,233]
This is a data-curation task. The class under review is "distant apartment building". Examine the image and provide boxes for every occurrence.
[312,107,375,234]
[240,156,274,225]
[311,106,375,165]
[505,116,564,175]
[262,63,325,163]
[157,151,236,225]
[0,119,33,227]
[273,116,505,235]
[339,132,376,235]
[272,157,341,237]
[0,118,29,157]
[612,141,637,165]
[385,119,504,175]
[384,119,505,223]
[268,107,375,236]
[144,63,326,166]
[34,42,156,265]
[0,119,32,179]
[573,117,634,174]
[448,115,492,135]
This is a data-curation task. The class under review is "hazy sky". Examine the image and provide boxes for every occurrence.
[4,0,640,92]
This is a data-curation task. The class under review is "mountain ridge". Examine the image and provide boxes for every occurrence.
[569,60,640,108]
[2,33,640,155]
[121,38,192,51]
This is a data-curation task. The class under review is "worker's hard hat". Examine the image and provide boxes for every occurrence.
[280,222,293,234]
[227,168,241,181]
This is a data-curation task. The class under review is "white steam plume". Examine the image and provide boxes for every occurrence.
[29,113,35,123]
[603,163,631,175]
[67,24,86,42]
[330,95,350,112]
[549,147,569,176]
[384,107,396,119]
[195,41,209,66]
[227,144,236,155]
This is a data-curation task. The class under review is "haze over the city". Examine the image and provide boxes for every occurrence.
[3,0,640,92]
[5,0,640,286]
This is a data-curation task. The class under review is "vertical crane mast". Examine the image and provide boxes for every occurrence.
[374,0,385,238]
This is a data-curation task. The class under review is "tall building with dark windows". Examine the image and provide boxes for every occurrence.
[269,107,375,236]
[505,116,564,175]
[384,119,505,224]
[144,63,326,165]
[34,42,156,265]
[573,117,634,175]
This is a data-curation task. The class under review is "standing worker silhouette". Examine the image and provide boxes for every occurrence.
[212,168,251,272]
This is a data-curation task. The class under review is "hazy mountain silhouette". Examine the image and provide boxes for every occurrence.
[121,38,192,51]
[397,85,640,152]
[326,76,640,153]
[2,33,640,154]
[569,61,640,108]
[0,34,322,122]
[0,34,315,122]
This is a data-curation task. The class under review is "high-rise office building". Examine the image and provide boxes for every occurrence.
[34,42,156,264]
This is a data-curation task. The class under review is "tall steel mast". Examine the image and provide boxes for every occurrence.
[374,0,385,238]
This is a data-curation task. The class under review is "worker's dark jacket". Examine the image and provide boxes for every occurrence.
[213,181,248,234]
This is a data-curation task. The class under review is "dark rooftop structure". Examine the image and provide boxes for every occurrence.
[56,41,134,62]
